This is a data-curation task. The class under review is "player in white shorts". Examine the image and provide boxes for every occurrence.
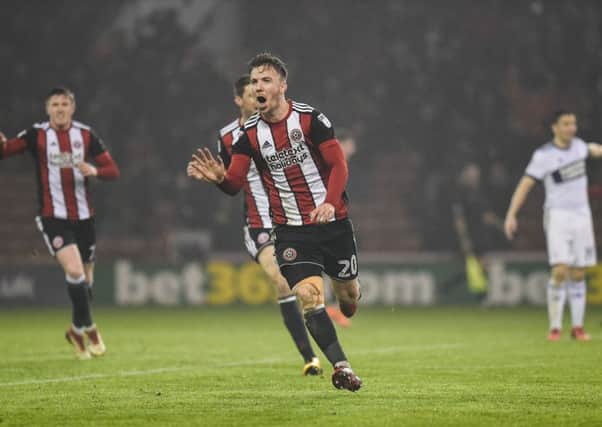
[504,110,602,341]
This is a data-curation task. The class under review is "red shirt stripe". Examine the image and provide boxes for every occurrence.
[56,130,79,220]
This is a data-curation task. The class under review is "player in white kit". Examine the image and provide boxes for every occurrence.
[504,111,602,341]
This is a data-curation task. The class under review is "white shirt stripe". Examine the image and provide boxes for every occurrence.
[45,128,67,219]
[69,127,90,219]
[247,161,272,227]
[231,127,272,228]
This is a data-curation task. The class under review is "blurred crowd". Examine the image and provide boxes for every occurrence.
[2,0,602,257]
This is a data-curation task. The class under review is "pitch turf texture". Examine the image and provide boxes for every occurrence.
[1,307,601,426]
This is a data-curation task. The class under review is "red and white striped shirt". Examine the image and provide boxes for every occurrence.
[0,121,119,220]
[217,119,272,229]
[222,101,349,226]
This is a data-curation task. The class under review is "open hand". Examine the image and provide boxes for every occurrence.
[191,148,225,184]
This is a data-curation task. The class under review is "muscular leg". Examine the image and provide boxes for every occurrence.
[257,246,290,299]
[257,247,317,364]
[295,276,348,368]
[56,245,93,330]
[568,267,587,328]
[547,264,568,331]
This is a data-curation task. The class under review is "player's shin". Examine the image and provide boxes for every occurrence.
[66,274,94,329]
[295,279,348,367]
[546,280,566,331]
[567,280,586,328]
[304,305,348,367]
[278,295,317,364]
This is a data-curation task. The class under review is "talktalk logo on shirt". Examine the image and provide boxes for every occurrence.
[49,152,84,168]
[551,160,586,183]
[265,144,309,172]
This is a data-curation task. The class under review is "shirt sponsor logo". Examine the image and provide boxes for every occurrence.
[551,160,585,183]
[265,144,309,171]
[49,152,84,168]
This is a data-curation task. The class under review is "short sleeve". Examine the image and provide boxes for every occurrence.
[89,129,108,157]
[525,150,546,181]
[231,131,253,157]
[309,110,335,145]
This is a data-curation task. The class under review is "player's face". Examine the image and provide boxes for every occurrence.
[552,114,577,142]
[235,84,257,118]
[46,95,75,129]
[250,65,287,115]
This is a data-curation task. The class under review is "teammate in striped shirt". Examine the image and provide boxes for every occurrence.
[190,53,362,391]
[190,75,321,376]
[504,111,602,341]
[0,87,120,359]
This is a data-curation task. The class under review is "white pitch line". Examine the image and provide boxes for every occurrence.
[0,343,465,387]
[221,357,285,367]
[354,343,463,355]
[0,367,190,388]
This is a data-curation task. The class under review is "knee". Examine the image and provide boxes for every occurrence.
[570,268,586,282]
[65,265,85,281]
[551,265,569,285]
[294,281,323,311]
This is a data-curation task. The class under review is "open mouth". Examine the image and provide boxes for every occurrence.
[257,96,267,104]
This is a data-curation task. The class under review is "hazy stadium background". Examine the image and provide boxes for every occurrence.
[2,0,602,309]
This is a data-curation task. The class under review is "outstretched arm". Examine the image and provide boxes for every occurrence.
[0,131,29,159]
[588,142,602,158]
[504,176,536,240]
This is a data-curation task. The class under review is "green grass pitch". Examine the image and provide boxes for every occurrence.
[1,306,601,426]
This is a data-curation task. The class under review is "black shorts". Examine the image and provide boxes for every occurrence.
[35,216,96,263]
[243,226,274,261]
[274,218,359,288]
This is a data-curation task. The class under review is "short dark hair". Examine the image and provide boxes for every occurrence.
[248,52,288,80]
[46,87,75,103]
[233,75,251,97]
[550,109,575,126]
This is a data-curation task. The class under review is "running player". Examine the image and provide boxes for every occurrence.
[189,75,321,376]
[190,53,362,391]
[504,110,602,341]
[0,87,120,359]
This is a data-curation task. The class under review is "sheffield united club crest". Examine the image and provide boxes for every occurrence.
[289,128,303,143]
